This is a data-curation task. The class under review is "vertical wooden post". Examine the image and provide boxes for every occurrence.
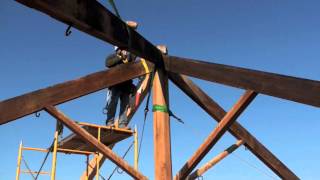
[15,141,23,180]
[152,67,173,180]
[51,125,59,180]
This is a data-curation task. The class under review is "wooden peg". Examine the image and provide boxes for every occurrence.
[157,45,168,55]
[126,21,138,30]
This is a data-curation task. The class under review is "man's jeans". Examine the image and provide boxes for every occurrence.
[105,86,130,127]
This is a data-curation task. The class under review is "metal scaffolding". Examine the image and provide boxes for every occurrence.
[15,122,138,180]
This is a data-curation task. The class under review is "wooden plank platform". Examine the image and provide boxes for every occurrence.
[58,126,133,152]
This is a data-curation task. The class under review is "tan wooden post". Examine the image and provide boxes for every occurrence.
[152,45,172,180]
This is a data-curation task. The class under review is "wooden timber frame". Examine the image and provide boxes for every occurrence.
[2,0,320,179]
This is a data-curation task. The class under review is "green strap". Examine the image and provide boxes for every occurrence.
[152,105,169,113]
[152,104,184,124]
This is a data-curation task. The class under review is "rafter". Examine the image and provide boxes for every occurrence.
[165,55,320,107]
[15,0,163,66]
[169,73,299,179]
[0,61,153,125]
[175,90,257,179]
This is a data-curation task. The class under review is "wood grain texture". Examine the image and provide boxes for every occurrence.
[187,140,243,180]
[153,70,173,180]
[0,61,153,125]
[16,0,163,66]
[175,91,257,180]
[45,106,148,180]
[169,73,299,179]
[165,55,320,107]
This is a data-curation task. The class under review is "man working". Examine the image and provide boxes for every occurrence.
[104,21,138,128]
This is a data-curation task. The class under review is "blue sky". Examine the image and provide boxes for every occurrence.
[1,0,320,179]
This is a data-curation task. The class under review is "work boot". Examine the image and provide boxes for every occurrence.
[106,119,115,127]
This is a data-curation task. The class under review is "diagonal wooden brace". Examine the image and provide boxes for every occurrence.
[169,73,299,179]
[175,90,257,180]
[187,140,244,180]
[44,106,148,180]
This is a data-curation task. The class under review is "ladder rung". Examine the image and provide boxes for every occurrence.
[21,170,50,175]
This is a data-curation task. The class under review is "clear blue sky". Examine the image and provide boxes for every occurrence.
[1,0,320,179]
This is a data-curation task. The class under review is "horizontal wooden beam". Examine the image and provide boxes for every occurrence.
[165,55,320,107]
[0,61,153,125]
[175,90,257,180]
[15,0,163,66]
[187,140,243,180]
[45,106,147,180]
[169,73,299,179]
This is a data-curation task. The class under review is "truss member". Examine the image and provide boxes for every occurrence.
[105,21,138,128]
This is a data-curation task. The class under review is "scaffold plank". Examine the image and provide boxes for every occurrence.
[58,126,133,152]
